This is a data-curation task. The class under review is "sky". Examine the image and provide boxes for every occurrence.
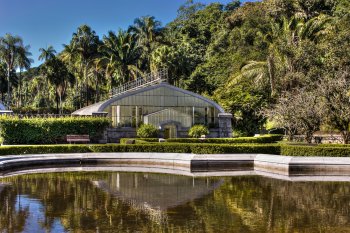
[0,0,251,68]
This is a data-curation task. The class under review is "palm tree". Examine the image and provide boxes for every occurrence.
[129,16,161,70]
[38,45,56,61]
[41,57,75,113]
[240,15,331,97]
[99,30,143,90]
[0,34,31,108]
[16,45,33,107]
[38,45,57,107]
[69,25,100,106]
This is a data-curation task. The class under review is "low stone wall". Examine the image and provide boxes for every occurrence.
[255,154,350,176]
[3,153,350,180]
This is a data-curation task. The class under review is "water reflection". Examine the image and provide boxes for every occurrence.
[0,173,350,232]
[93,173,224,223]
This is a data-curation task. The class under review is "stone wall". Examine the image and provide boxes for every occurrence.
[218,113,233,138]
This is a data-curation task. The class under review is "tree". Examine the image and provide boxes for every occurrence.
[128,16,162,70]
[15,45,33,107]
[319,73,350,144]
[261,90,322,143]
[0,63,7,102]
[0,34,31,108]
[38,45,56,107]
[41,57,75,114]
[38,45,56,61]
[214,74,268,136]
[239,14,331,97]
[99,30,142,86]
[68,25,100,106]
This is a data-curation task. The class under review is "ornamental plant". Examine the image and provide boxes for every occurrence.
[188,125,209,138]
[137,124,159,138]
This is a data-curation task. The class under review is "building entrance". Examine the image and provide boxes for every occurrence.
[164,124,177,139]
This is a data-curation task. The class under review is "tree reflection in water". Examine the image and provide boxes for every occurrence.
[0,173,350,232]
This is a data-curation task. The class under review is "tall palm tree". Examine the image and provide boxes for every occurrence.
[99,30,143,90]
[69,25,100,106]
[129,16,162,70]
[41,57,75,113]
[16,45,33,107]
[38,45,56,61]
[38,45,56,107]
[0,34,31,108]
[240,15,331,97]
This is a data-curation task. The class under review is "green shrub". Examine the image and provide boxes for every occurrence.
[188,125,209,138]
[167,134,283,144]
[0,116,110,144]
[2,140,350,157]
[0,145,92,155]
[189,144,280,154]
[281,145,350,157]
[0,143,280,156]
[120,138,159,144]
[318,143,350,147]
[136,124,159,138]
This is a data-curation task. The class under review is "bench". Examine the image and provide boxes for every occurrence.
[66,135,90,144]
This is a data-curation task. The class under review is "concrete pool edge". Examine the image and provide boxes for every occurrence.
[1,153,350,178]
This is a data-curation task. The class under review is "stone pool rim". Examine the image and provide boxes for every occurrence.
[1,153,350,178]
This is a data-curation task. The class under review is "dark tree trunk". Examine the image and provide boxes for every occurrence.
[305,131,313,144]
[56,93,59,114]
[341,131,350,144]
[6,68,10,109]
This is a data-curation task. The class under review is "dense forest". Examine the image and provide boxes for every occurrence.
[0,0,349,136]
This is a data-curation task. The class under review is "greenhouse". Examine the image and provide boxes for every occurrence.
[72,71,232,139]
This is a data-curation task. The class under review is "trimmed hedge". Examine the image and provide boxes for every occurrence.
[2,143,350,157]
[280,145,350,157]
[120,138,159,144]
[0,143,280,156]
[166,134,284,144]
[0,145,92,155]
[318,144,350,147]
[0,116,110,144]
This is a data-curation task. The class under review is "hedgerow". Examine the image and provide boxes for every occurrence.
[120,138,159,144]
[0,143,280,156]
[0,116,110,144]
[1,143,350,157]
[280,145,350,157]
[163,134,283,144]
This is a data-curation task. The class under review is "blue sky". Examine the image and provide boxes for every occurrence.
[0,0,251,67]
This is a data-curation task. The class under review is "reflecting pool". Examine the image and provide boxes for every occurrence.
[1,172,350,232]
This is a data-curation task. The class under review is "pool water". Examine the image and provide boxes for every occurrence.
[0,172,350,233]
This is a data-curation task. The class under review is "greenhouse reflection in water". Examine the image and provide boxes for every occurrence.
[1,172,350,232]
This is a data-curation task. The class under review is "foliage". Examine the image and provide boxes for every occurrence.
[0,0,349,142]
[188,125,209,138]
[2,141,350,157]
[136,124,159,138]
[120,138,159,144]
[0,116,110,144]
[0,143,280,156]
[40,57,75,113]
[281,145,350,157]
[120,134,283,144]
[167,134,283,143]
[261,89,323,143]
